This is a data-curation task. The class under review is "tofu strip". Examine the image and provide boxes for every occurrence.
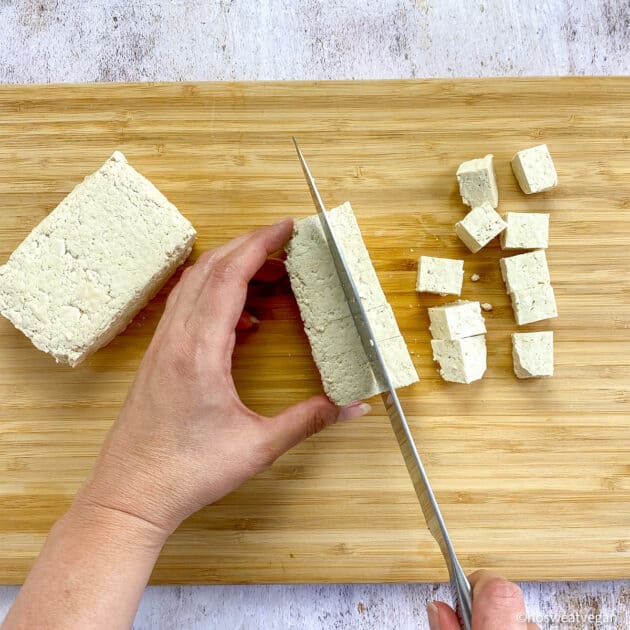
[285,202,418,405]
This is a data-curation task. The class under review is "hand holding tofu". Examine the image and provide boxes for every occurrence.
[79,219,371,537]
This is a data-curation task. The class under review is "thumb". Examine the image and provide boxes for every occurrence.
[268,396,371,455]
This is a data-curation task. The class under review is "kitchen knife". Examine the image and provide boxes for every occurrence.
[293,137,472,630]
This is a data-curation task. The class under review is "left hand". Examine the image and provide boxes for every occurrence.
[75,218,370,539]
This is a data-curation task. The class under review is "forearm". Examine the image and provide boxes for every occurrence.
[3,496,167,630]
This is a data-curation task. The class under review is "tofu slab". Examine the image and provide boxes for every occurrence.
[416,256,464,296]
[456,154,499,208]
[512,331,554,378]
[431,335,487,384]
[500,212,550,250]
[0,151,196,366]
[428,300,487,340]
[511,144,558,194]
[455,203,507,253]
[285,202,419,405]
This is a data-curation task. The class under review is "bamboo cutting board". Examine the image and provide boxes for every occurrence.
[0,79,629,584]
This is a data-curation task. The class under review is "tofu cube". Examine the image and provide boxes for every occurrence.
[416,256,464,296]
[500,250,551,294]
[511,284,558,325]
[456,154,499,208]
[512,331,554,378]
[285,202,419,405]
[511,144,558,194]
[455,203,507,253]
[500,212,550,250]
[428,300,487,340]
[431,335,487,384]
[0,151,196,366]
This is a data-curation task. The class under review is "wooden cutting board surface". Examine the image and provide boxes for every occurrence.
[0,79,629,584]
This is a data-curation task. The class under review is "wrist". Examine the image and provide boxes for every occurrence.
[66,490,171,553]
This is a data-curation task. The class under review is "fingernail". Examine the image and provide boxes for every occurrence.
[337,402,371,421]
[249,315,260,324]
[427,601,440,630]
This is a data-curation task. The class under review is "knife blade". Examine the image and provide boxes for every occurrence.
[293,137,472,630]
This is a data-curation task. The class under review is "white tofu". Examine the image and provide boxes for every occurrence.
[499,250,551,294]
[511,284,558,325]
[0,151,196,366]
[455,203,507,253]
[511,144,558,194]
[500,212,550,250]
[416,256,464,296]
[428,300,487,340]
[512,331,554,378]
[431,335,487,384]
[321,336,419,404]
[285,202,419,405]
[456,154,499,208]
[307,303,401,364]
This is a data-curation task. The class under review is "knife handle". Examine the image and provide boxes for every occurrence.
[451,563,472,630]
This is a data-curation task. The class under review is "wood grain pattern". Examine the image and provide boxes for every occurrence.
[0,79,628,584]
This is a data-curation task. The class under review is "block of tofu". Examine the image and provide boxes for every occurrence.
[512,331,554,378]
[428,300,487,340]
[499,250,551,294]
[511,284,558,325]
[511,144,558,194]
[0,151,196,366]
[285,202,419,405]
[455,203,507,253]
[431,335,487,384]
[456,154,499,208]
[500,212,550,250]
[416,256,464,296]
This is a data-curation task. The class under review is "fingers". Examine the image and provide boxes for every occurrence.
[427,601,461,630]
[265,397,371,458]
[191,219,294,340]
[236,310,260,331]
[252,258,287,283]
[469,570,529,630]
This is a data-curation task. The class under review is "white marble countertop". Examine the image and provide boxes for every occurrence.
[1,1,629,628]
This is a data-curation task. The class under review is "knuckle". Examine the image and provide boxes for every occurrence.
[255,441,278,470]
[304,408,330,438]
[208,257,242,286]
[482,578,523,605]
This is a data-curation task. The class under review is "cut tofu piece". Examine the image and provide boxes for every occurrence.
[500,212,550,250]
[428,300,487,340]
[500,250,551,294]
[512,331,554,378]
[431,335,487,384]
[455,203,507,253]
[511,144,558,194]
[288,261,387,325]
[320,336,419,405]
[416,256,464,296]
[456,154,499,208]
[0,151,196,366]
[511,284,558,325]
[285,202,419,405]
[307,303,401,364]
